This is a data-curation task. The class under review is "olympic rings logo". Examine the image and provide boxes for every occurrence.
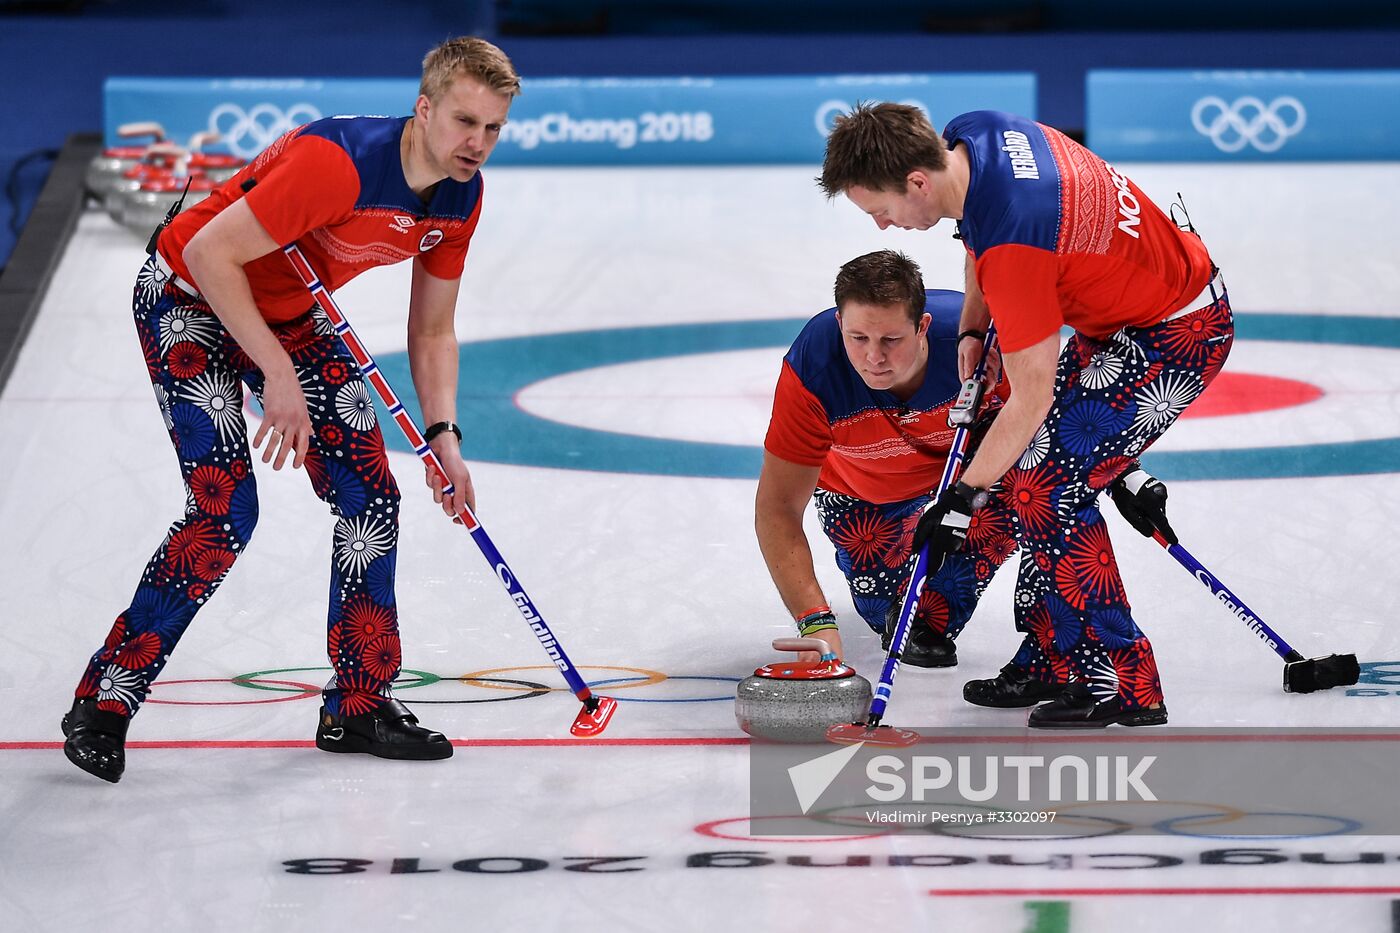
[699,800,1361,843]
[1355,660,1400,684]
[1190,95,1307,154]
[208,102,323,158]
[814,98,930,137]
[144,665,740,706]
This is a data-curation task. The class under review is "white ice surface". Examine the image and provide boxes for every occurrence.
[2,162,1400,931]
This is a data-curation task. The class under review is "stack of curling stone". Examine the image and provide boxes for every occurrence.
[184,131,247,184]
[101,131,247,237]
[103,142,183,227]
[119,172,218,234]
[187,149,245,184]
[735,637,872,743]
[84,122,166,201]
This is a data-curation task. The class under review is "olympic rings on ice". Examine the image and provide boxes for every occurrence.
[459,665,666,693]
[699,799,1359,843]
[148,677,321,705]
[591,675,740,703]
[171,665,743,707]
[1154,811,1361,840]
[812,802,1129,842]
[696,815,887,844]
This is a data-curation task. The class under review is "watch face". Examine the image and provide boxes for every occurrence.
[958,482,989,510]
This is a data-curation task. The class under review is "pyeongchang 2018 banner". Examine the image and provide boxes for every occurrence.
[1087,69,1400,161]
[103,73,1035,166]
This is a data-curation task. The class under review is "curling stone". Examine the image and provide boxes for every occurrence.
[186,131,248,184]
[104,143,183,225]
[735,637,872,743]
[84,121,166,199]
[188,151,246,184]
[86,144,153,200]
[119,174,216,235]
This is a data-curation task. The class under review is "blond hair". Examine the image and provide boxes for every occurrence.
[420,37,521,101]
[818,101,947,197]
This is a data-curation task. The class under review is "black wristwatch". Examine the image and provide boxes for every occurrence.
[954,480,990,510]
[424,420,462,444]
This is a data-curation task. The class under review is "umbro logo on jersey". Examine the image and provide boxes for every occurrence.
[419,229,444,252]
[390,215,416,233]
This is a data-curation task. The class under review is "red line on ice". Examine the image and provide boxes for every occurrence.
[2,737,749,750]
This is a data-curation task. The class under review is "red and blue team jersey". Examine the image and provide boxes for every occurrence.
[944,111,1214,354]
[159,115,483,323]
[764,290,1002,504]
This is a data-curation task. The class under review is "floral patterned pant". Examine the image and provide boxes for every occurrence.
[924,288,1236,708]
[75,256,403,719]
[814,289,1233,709]
[813,489,937,635]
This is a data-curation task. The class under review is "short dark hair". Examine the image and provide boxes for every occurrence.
[834,250,926,325]
[818,101,947,197]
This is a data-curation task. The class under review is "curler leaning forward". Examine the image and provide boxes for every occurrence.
[827,327,999,748]
[283,243,616,737]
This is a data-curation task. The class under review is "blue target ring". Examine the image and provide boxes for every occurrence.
[373,312,1400,481]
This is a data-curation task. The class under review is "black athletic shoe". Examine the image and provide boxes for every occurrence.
[881,622,957,668]
[61,698,129,784]
[1026,683,1168,729]
[963,664,1064,708]
[315,699,453,760]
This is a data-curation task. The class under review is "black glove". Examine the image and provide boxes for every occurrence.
[913,481,984,560]
[1108,464,1178,545]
